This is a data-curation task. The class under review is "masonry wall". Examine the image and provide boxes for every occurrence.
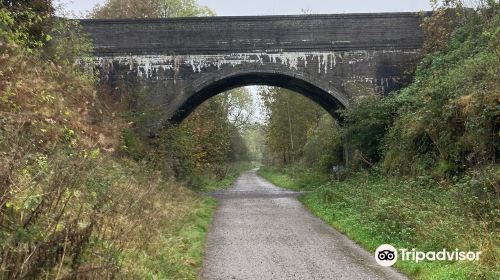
[80,13,427,55]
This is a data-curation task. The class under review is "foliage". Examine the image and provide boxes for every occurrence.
[92,158,216,280]
[382,2,499,176]
[221,87,256,130]
[341,94,404,164]
[161,94,250,185]
[0,5,218,279]
[259,86,343,171]
[89,0,214,18]
[243,124,266,162]
[303,114,343,170]
[423,1,465,54]
[1,0,53,51]
[43,17,94,65]
[122,87,252,184]
[0,11,105,276]
[260,87,328,166]
[197,161,257,192]
[135,196,216,279]
[324,1,500,176]
[258,166,330,191]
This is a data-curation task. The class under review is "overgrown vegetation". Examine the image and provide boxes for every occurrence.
[260,1,499,279]
[0,0,250,278]
[159,91,254,190]
[382,4,499,176]
[259,87,343,169]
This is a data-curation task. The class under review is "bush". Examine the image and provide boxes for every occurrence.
[382,7,500,176]
[303,114,343,171]
[342,93,406,164]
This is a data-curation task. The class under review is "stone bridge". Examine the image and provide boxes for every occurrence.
[79,12,428,122]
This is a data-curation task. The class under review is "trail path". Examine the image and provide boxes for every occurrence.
[200,170,407,280]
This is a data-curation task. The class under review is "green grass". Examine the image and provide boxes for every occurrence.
[128,196,217,279]
[259,168,499,280]
[300,193,477,280]
[258,168,304,191]
[258,166,329,191]
[156,196,217,279]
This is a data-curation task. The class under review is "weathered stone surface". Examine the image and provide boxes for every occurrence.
[79,12,428,122]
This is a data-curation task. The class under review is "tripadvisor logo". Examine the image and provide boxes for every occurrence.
[375,244,397,266]
[375,244,481,267]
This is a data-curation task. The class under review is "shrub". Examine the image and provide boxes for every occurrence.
[382,7,500,176]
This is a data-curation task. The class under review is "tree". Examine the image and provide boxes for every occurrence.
[89,0,214,19]
[166,92,251,180]
[243,124,266,162]
[341,94,403,164]
[220,87,256,130]
[303,114,343,170]
[1,0,53,50]
[260,87,325,166]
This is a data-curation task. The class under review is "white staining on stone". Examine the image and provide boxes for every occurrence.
[317,53,328,74]
[128,55,134,71]
[346,50,372,65]
[91,51,349,78]
[381,49,420,55]
[332,41,351,45]
[331,51,337,69]
[268,52,308,72]
[381,78,390,88]
[346,76,397,93]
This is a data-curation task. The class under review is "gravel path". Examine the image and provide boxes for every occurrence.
[200,170,408,280]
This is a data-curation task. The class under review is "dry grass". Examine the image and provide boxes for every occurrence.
[0,41,214,279]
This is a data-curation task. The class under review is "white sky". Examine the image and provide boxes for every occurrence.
[56,0,432,17]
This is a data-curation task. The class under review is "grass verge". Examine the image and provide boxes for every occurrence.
[258,167,499,280]
[82,157,219,279]
[125,195,217,279]
[257,166,328,191]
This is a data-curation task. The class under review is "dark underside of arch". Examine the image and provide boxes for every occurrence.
[170,72,346,123]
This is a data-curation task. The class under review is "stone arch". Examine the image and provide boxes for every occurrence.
[170,70,350,123]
